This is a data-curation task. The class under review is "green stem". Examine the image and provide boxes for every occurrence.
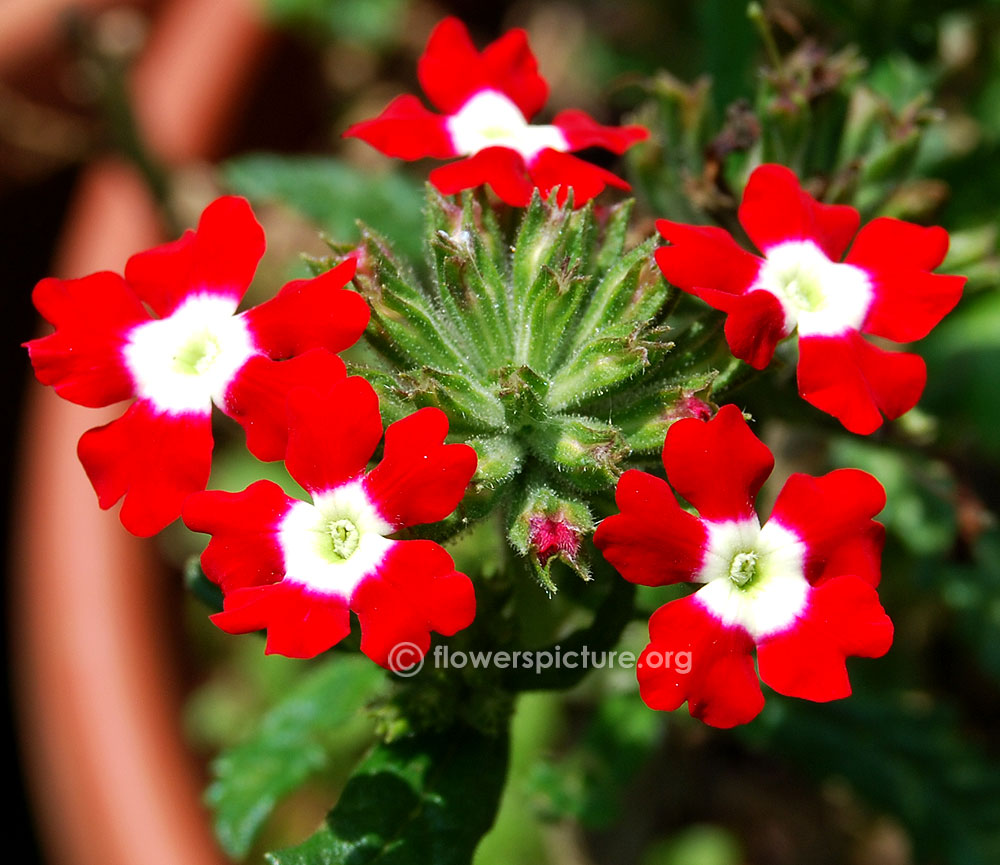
[503,568,636,692]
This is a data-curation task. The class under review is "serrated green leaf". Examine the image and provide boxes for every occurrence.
[208,657,385,859]
[266,724,509,865]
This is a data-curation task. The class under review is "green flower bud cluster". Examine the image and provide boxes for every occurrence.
[336,187,726,589]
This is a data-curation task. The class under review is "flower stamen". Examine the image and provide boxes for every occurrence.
[173,332,222,376]
[729,551,759,587]
[329,518,360,560]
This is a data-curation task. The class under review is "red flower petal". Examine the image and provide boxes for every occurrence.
[655,221,761,305]
[662,404,773,522]
[417,17,547,119]
[25,272,148,407]
[757,575,893,701]
[528,148,630,207]
[284,377,383,495]
[552,108,649,154]
[769,469,886,584]
[594,469,707,586]
[429,147,536,206]
[241,258,369,359]
[212,581,352,659]
[848,216,951,271]
[124,196,265,314]
[121,231,196,318]
[480,26,549,119]
[184,480,295,593]
[820,521,885,587]
[342,94,457,159]
[221,348,347,462]
[638,595,764,728]
[738,163,860,259]
[77,399,213,536]
[846,218,965,343]
[364,407,477,529]
[797,333,927,434]
[352,540,475,667]
[722,289,788,369]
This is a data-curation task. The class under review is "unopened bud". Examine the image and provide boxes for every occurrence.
[510,487,594,592]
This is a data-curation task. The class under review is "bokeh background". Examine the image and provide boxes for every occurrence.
[4,1,999,864]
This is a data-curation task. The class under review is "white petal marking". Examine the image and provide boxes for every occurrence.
[446,89,568,162]
[279,481,394,600]
[752,240,874,338]
[695,518,810,639]
[122,293,256,415]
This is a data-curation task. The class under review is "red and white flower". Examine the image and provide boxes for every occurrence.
[343,16,648,207]
[655,164,966,434]
[25,196,370,536]
[183,377,478,664]
[594,404,893,728]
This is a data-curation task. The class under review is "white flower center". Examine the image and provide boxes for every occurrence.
[122,293,256,415]
[446,89,568,162]
[693,517,809,639]
[279,480,394,600]
[751,240,873,338]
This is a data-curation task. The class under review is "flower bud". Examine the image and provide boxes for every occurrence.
[509,487,594,592]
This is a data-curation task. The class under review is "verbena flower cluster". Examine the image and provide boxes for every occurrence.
[25,16,965,729]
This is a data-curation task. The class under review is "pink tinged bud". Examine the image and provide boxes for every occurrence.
[665,395,714,423]
[510,488,594,591]
[345,246,374,281]
[529,513,582,568]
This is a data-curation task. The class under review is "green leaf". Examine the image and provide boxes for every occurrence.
[221,155,424,261]
[208,656,386,859]
[266,724,510,865]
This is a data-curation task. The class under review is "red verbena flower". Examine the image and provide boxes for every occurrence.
[655,164,966,434]
[25,196,369,536]
[183,377,478,664]
[594,404,893,728]
[343,16,648,207]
